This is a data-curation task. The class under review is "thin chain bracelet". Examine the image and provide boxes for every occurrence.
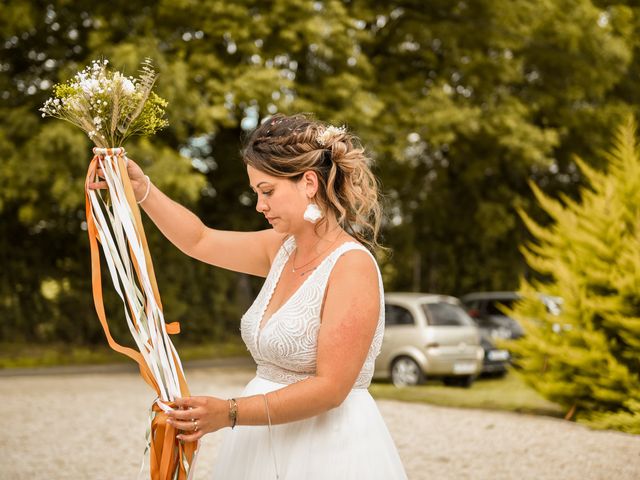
[137,175,151,204]
[263,394,280,479]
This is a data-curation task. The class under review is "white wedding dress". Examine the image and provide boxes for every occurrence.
[211,237,407,479]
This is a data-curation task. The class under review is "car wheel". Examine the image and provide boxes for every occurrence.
[390,356,424,387]
[443,375,476,388]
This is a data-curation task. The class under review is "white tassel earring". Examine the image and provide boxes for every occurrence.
[303,203,323,224]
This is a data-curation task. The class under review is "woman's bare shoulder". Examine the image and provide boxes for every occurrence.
[329,242,379,290]
[321,243,380,327]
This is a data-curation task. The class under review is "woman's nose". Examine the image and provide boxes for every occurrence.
[256,198,267,213]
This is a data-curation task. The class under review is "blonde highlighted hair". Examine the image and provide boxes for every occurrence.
[242,113,383,251]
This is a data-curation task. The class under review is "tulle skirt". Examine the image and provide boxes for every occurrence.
[211,375,407,480]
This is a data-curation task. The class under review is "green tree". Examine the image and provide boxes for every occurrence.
[351,0,636,294]
[510,117,640,433]
[3,0,640,347]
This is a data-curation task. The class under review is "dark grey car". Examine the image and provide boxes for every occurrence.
[461,291,524,340]
[461,291,564,341]
[478,332,510,376]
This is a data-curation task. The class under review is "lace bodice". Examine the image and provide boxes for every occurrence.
[240,237,385,389]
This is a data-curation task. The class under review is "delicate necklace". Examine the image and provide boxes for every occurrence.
[291,228,343,274]
[296,265,319,277]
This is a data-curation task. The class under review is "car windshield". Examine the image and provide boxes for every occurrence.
[422,302,475,327]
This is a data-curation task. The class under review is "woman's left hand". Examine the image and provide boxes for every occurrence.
[166,396,230,442]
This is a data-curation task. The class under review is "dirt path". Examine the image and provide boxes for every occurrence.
[1,365,638,479]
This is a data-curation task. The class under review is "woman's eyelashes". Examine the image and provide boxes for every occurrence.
[250,187,273,198]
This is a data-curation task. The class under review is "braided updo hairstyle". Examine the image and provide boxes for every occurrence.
[242,113,382,251]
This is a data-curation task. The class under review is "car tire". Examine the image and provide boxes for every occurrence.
[443,375,476,388]
[390,356,424,387]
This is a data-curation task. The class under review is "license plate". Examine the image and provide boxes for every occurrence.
[453,362,476,374]
[488,350,509,361]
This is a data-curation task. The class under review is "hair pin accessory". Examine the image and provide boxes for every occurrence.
[317,125,346,146]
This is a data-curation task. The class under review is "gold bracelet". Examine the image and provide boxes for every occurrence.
[228,398,238,429]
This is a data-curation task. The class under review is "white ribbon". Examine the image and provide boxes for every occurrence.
[89,149,185,401]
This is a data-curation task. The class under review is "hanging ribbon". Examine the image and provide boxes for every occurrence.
[85,147,198,480]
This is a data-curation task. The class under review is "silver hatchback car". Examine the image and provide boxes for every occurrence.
[373,293,484,387]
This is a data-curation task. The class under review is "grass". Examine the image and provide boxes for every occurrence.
[370,371,565,418]
[0,338,250,369]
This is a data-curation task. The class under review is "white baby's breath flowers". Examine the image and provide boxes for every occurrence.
[317,125,347,146]
[121,77,135,95]
[80,78,100,94]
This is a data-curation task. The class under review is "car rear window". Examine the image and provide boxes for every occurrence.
[486,299,515,315]
[422,302,475,327]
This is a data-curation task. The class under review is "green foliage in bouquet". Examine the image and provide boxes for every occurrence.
[507,116,640,433]
[40,58,168,147]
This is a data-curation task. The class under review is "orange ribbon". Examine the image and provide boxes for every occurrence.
[85,149,197,479]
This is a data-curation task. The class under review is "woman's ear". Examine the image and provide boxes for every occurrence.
[300,170,319,198]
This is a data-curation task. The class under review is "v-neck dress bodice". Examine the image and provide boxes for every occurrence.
[240,236,385,389]
[213,236,407,480]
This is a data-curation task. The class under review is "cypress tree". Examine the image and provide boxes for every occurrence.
[510,116,640,433]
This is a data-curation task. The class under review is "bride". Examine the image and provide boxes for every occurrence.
[90,113,407,479]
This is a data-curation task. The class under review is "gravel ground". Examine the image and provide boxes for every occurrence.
[1,364,638,480]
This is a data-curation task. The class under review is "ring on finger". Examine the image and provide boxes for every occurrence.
[193,419,198,432]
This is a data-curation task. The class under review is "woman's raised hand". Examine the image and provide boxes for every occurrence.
[88,158,150,203]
